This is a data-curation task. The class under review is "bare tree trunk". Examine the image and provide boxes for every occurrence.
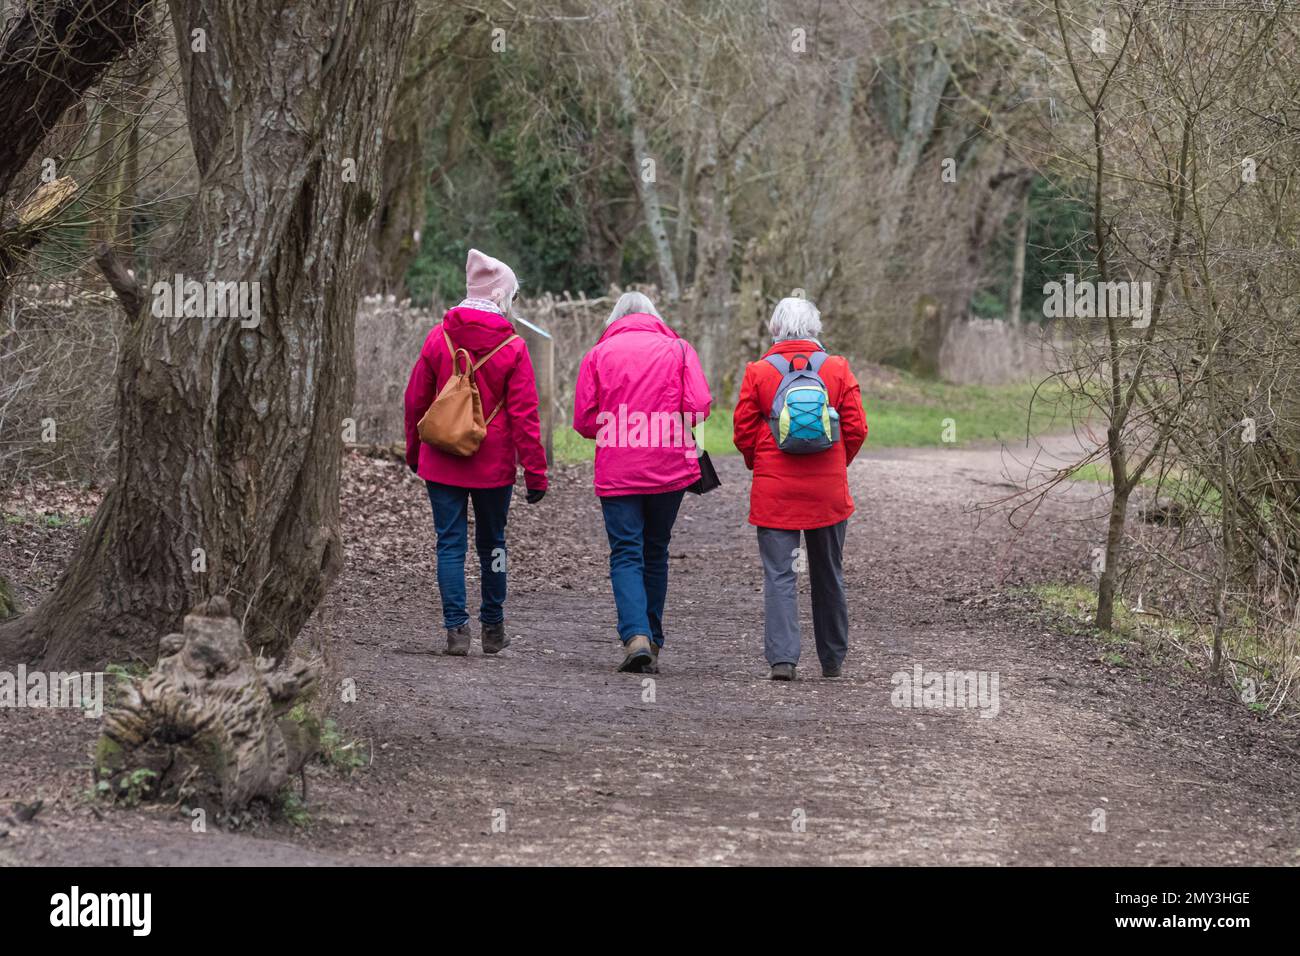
[0,0,149,198]
[1,0,414,669]
[1208,339,1235,677]
[0,0,151,313]
[361,110,425,296]
[931,159,1033,364]
[88,46,152,271]
[877,41,950,247]
[618,63,680,302]
[673,121,699,284]
[1095,476,1131,631]
[1008,191,1030,324]
[672,65,704,282]
[690,117,732,389]
[88,79,128,248]
[907,295,943,378]
[735,236,765,394]
[360,32,461,296]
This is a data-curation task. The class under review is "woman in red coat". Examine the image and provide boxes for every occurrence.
[732,296,867,681]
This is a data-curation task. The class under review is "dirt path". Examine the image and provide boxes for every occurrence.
[4,440,1298,865]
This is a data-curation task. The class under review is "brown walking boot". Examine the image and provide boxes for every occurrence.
[445,624,471,656]
[618,635,654,673]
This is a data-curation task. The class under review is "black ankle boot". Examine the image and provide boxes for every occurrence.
[481,621,510,654]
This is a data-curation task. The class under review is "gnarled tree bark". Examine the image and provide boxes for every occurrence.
[1,0,415,669]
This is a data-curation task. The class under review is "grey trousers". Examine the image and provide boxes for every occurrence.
[757,521,849,669]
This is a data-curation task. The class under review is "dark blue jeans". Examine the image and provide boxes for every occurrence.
[599,490,685,646]
[425,481,513,630]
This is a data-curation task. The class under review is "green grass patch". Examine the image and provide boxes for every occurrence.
[554,409,738,464]
[1064,464,1220,514]
[1067,462,1111,483]
[1029,581,1185,645]
[0,510,91,528]
[866,376,1065,449]
[554,375,1068,463]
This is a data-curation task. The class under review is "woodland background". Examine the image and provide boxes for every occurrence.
[1,0,1298,760]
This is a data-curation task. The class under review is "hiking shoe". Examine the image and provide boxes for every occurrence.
[618,635,654,673]
[822,663,843,678]
[769,663,796,681]
[445,624,471,656]
[482,621,510,655]
[647,643,661,674]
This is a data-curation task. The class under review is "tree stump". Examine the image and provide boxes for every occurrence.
[95,598,319,811]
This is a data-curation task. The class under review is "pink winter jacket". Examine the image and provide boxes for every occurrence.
[572,314,712,497]
[404,306,548,491]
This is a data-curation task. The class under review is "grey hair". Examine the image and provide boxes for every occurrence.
[769,296,822,342]
[605,291,662,327]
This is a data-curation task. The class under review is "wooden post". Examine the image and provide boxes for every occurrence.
[514,313,555,467]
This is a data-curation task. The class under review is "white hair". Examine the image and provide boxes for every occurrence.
[605,291,662,327]
[769,296,822,342]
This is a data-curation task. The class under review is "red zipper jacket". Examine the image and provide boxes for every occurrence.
[404,306,548,491]
[732,339,867,529]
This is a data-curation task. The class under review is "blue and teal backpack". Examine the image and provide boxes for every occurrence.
[765,351,841,454]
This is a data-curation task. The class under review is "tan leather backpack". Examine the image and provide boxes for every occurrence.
[417,329,518,456]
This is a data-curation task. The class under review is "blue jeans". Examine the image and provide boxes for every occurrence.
[425,482,513,630]
[599,490,685,646]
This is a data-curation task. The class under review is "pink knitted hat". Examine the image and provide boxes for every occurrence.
[465,249,518,305]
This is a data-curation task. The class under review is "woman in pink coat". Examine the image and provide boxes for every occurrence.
[404,250,549,657]
[572,292,712,673]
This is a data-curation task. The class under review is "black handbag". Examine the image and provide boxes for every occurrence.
[687,448,721,495]
[679,341,721,495]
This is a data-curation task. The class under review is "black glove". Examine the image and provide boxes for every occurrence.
[526,488,546,504]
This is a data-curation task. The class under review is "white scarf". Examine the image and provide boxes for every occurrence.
[456,296,506,315]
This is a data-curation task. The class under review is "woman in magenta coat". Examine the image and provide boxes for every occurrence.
[572,292,712,673]
[404,250,549,657]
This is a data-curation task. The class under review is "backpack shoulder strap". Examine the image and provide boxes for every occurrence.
[441,328,473,376]
[484,398,508,427]
[807,351,830,372]
[472,334,520,372]
[477,335,520,426]
[764,354,792,375]
[763,354,795,422]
